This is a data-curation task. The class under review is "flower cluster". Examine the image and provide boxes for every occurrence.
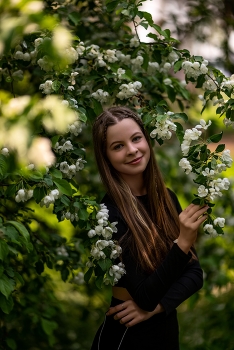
[150,112,177,140]
[182,59,208,80]
[178,119,233,235]
[61,211,79,222]
[181,119,211,156]
[54,140,73,154]
[39,80,53,94]
[40,189,60,207]
[116,81,142,100]
[56,245,69,257]
[15,189,33,203]
[59,158,86,179]
[91,89,109,103]
[86,204,126,286]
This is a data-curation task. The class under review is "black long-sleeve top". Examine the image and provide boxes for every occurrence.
[102,190,203,314]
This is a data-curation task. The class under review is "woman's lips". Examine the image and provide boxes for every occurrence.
[126,156,143,164]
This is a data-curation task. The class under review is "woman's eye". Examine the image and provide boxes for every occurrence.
[133,136,142,142]
[113,144,123,150]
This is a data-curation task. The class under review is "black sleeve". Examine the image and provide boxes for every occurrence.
[160,189,203,314]
[160,257,203,315]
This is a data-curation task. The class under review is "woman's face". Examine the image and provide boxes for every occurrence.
[106,118,150,182]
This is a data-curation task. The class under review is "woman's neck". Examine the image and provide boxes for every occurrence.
[120,174,147,196]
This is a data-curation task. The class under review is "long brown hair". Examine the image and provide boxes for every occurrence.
[92,106,180,273]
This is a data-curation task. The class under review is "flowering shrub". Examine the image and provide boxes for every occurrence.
[0,1,233,338]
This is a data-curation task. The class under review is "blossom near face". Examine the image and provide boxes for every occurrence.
[106,118,150,182]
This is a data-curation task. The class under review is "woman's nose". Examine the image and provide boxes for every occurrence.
[126,143,138,154]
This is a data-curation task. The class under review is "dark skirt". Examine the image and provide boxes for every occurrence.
[91,297,180,350]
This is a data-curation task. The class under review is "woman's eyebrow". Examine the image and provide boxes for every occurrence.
[109,131,142,147]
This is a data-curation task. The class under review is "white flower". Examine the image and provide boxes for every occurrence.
[91,89,109,103]
[104,49,118,63]
[197,185,208,198]
[102,227,113,239]
[130,36,140,48]
[39,80,53,94]
[116,81,142,100]
[214,217,225,228]
[223,118,234,128]
[203,224,218,235]
[202,168,215,177]
[60,161,70,173]
[221,149,233,167]
[195,119,212,130]
[26,163,35,170]
[88,229,96,238]
[15,189,33,203]
[65,47,79,64]
[56,246,69,257]
[181,140,191,156]
[67,86,75,91]
[1,148,9,156]
[184,128,202,141]
[34,38,43,48]
[147,62,159,74]
[73,272,84,285]
[37,55,54,72]
[163,78,172,85]
[179,158,192,174]
[76,158,87,171]
[62,140,73,152]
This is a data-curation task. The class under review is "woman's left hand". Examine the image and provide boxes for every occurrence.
[106,300,164,327]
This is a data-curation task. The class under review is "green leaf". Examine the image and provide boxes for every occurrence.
[0,264,4,277]
[95,275,104,289]
[78,110,87,123]
[146,32,158,41]
[0,294,14,314]
[98,258,113,272]
[60,195,71,207]
[0,155,7,176]
[92,98,103,116]
[6,338,17,350]
[215,144,225,153]
[53,179,73,196]
[61,267,69,282]
[14,271,25,285]
[84,267,93,283]
[0,274,15,299]
[207,132,223,143]
[192,198,202,205]
[173,59,183,73]
[195,75,206,88]
[143,11,153,25]
[41,318,58,336]
[7,221,30,243]
[33,187,47,204]
[44,175,53,187]
[151,23,164,35]
[106,0,119,12]
[173,113,188,121]
[0,240,9,261]
[79,209,89,221]
[175,122,184,143]
[68,11,81,25]
[50,168,62,179]
[166,85,176,103]
[52,80,61,91]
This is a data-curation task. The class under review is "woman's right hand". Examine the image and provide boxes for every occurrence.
[177,204,209,253]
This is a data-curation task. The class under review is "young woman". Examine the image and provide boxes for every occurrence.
[91,106,207,350]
